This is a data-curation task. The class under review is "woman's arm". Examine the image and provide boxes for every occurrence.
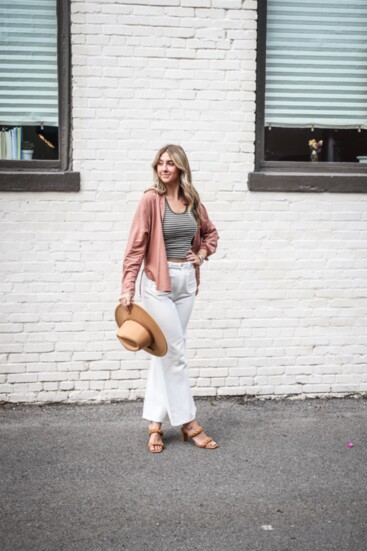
[120,194,151,297]
[199,203,219,258]
[187,204,218,266]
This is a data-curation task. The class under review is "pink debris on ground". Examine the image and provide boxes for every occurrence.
[346,442,354,448]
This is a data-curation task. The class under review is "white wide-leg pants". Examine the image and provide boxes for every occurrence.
[141,261,197,426]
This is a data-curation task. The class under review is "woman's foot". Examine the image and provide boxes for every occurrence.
[148,422,164,453]
[182,419,218,448]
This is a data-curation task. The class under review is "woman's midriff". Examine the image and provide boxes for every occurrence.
[167,258,187,263]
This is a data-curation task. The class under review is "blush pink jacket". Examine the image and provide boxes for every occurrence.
[121,189,219,296]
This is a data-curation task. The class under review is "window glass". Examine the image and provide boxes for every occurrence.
[264,0,367,163]
[0,1,58,161]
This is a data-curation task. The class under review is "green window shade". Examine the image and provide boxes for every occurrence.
[265,0,367,129]
[0,0,58,127]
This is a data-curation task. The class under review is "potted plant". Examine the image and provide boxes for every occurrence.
[21,140,35,160]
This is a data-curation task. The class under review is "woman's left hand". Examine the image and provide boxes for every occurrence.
[186,250,202,266]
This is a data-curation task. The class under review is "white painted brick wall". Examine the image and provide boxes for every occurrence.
[1,0,367,404]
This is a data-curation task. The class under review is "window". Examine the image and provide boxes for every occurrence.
[248,0,367,192]
[0,0,80,191]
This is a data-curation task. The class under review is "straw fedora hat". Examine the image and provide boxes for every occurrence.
[115,303,167,357]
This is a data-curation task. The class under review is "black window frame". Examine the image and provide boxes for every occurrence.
[0,0,80,192]
[248,0,367,193]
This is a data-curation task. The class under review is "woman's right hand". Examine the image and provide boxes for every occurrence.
[118,292,134,313]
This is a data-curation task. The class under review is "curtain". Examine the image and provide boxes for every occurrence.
[0,0,58,127]
[265,0,367,129]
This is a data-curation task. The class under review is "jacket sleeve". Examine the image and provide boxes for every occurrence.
[121,194,151,295]
[199,203,219,258]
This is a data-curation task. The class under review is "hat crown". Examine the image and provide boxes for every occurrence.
[117,319,152,352]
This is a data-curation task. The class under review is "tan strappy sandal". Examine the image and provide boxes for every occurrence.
[181,425,218,449]
[148,427,165,453]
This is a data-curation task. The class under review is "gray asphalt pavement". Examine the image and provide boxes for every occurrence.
[1,397,366,551]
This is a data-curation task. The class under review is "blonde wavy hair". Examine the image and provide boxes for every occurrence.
[146,144,203,225]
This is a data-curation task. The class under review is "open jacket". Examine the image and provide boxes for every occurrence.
[121,189,219,296]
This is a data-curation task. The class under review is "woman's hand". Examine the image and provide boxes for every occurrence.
[186,250,204,266]
[118,292,134,313]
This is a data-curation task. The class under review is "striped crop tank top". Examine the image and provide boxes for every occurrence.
[162,197,198,258]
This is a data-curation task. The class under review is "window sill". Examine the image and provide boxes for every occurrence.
[0,171,80,192]
[248,164,367,192]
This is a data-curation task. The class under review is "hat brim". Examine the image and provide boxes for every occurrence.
[115,303,168,357]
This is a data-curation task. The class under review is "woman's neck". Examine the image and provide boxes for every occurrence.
[165,181,181,201]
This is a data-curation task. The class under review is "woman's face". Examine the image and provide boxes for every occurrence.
[157,152,180,186]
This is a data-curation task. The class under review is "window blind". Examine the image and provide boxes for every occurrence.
[0,0,58,127]
[265,0,367,129]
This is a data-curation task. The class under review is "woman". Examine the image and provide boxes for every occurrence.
[118,144,219,453]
